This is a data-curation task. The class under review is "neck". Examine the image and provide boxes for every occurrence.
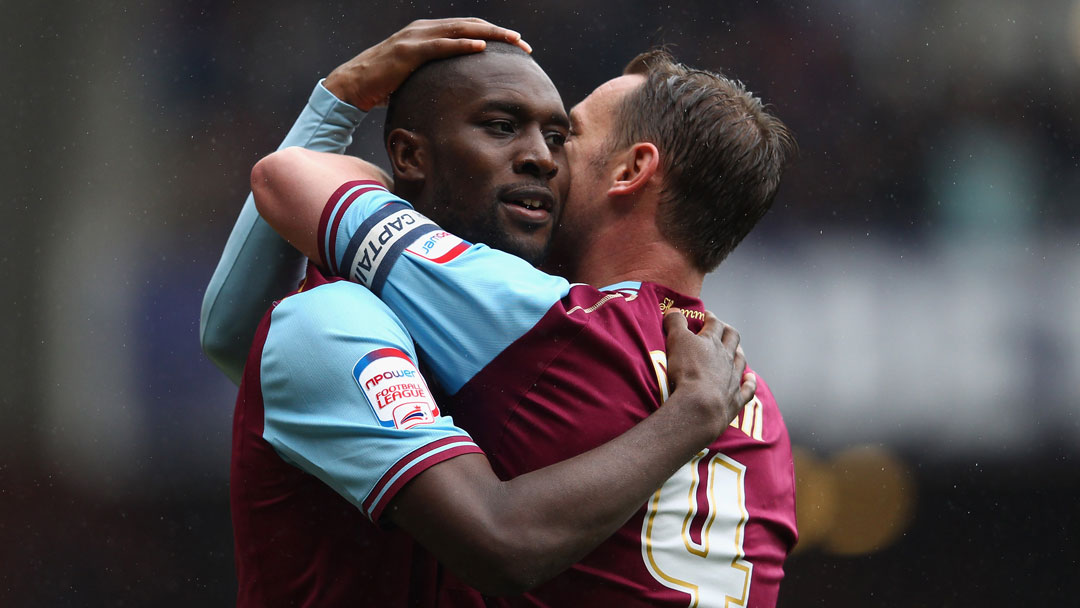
[568,219,704,296]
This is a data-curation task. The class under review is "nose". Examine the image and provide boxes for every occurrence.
[513,128,559,180]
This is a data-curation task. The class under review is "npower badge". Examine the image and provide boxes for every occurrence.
[353,347,440,430]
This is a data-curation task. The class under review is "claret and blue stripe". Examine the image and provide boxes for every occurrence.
[317,183,574,395]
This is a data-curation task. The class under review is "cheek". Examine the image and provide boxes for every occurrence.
[447,139,500,175]
[554,166,572,199]
[469,152,512,185]
[562,182,590,226]
[568,140,601,173]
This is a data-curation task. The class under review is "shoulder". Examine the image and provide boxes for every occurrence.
[268,280,411,349]
[733,366,791,445]
[561,281,652,316]
[260,281,419,397]
[746,366,778,409]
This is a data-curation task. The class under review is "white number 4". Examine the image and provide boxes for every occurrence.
[645,352,752,607]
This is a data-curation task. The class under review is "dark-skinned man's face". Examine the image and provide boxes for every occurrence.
[417,53,571,266]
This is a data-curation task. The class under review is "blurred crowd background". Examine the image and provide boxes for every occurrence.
[3,0,1078,605]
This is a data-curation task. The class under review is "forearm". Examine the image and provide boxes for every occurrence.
[201,82,364,382]
[392,386,723,595]
[200,198,306,382]
[491,386,721,588]
[251,147,389,266]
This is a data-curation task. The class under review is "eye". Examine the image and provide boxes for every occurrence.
[485,119,516,134]
[545,130,567,147]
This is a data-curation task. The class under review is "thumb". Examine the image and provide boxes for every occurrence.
[662,309,688,336]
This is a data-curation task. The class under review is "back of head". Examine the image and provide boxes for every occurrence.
[384,41,534,142]
[611,49,797,272]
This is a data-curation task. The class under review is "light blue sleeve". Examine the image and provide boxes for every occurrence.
[200,80,366,384]
[318,185,573,395]
[261,281,481,522]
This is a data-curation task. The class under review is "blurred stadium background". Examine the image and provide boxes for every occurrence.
[3,0,1078,604]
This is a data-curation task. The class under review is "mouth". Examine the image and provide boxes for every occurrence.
[498,185,557,225]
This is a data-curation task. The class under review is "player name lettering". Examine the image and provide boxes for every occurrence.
[364,368,417,390]
[353,211,419,284]
[375,382,428,408]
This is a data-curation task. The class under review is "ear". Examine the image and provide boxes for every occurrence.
[606,142,660,198]
[386,128,428,183]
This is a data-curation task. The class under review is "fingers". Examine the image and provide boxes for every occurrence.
[398,19,532,67]
[662,309,689,336]
[699,310,740,352]
[409,38,488,62]
[734,344,747,375]
[720,321,740,352]
[734,343,750,405]
[738,372,757,405]
[441,19,529,51]
[328,18,531,112]
[699,309,720,333]
[416,18,531,54]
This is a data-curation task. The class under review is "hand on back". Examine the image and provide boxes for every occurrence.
[662,310,756,438]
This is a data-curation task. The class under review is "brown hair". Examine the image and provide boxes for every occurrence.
[612,48,797,272]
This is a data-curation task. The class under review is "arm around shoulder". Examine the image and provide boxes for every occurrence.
[199,195,307,384]
[251,147,391,265]
[384,313,754,595]
[200,80,365,383]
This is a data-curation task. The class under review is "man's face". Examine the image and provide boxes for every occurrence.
[546,74,645,275]
[422,53,570,266]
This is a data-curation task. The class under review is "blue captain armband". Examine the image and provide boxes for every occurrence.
[340,204,440,296]
[318,180,472,297]
[316,178,572,394]
[319,180,396,278]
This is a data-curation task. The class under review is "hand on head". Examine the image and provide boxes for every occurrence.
[324,18,531,111]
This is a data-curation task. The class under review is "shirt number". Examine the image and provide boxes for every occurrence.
[644,351,753,607]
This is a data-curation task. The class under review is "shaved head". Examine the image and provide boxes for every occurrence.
[378,41,569,265]
[384,41,535,141]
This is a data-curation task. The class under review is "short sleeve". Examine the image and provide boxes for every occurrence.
[316,182,573,395]
[259,281,482,522]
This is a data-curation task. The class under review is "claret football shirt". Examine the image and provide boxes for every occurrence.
[318,181,798,607]
[231,265,483,607]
